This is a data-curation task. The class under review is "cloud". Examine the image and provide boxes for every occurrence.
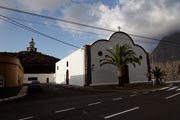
[16,0,71,13]
[119,0,180,36]
[59,0,180,35]
[57,0,180,52]
[56,2,101,33]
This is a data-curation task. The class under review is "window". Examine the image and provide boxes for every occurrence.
[28,77,38,81]
[0,74,5,87]
[57,66,59,70]
[139,55,143,60]
[46,78,49,83]
[67,61,69,67]
[98,51,103,56]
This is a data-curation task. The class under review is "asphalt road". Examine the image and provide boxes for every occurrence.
[0,84,180,120]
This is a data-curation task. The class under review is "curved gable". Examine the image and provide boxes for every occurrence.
[91,31,147,54]
[89,32,149,85]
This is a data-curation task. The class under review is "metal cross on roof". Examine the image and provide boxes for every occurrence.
[117,26,121,31]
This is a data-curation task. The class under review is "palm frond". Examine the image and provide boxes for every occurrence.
[99,43,141,68]
[150,66,166,79]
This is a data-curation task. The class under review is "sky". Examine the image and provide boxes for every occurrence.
[0,0,180,59]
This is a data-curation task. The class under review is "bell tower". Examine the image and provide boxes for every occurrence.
[27,38,37,52]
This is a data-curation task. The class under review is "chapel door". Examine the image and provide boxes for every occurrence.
[124,65,129,84]
[66,70,69,85]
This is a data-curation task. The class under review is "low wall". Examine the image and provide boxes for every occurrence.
[0,86,21,99]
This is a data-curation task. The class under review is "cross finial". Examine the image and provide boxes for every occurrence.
[117,26,121,31]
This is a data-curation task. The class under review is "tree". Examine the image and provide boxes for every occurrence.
[99,43,141,87]
[150,66,166,85]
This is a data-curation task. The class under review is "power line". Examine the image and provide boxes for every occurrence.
[0,14,158,49]
[8,17,108,37]
[7,16,180,46]
[2,14,180,56]
[0,5,168,42]
[0,6,115,32]
[0,5,179,47]
[2,15,180,48]
[0,15,80,49]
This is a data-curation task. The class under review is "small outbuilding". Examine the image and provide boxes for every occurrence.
[0,38,60,84]
[55,32,150,86]
[0,54,24,98]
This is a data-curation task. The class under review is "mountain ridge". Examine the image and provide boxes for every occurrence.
[151,32,180,63]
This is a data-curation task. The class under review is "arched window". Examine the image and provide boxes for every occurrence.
[57,66,59,70]
[67,61,69,67]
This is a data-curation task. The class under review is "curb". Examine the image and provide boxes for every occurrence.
[59,84,171,93]
[0,86,27,103]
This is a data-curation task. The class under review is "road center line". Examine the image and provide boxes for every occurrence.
[104,107,140,119]
[88,101,101,106]
[165,92,180,99]
[166,87,178,91]
[159,86,169,90]
[130,94,137,97]
[151,90,157,92]
[143,91,149,94]
[55,107,75,114]
[18,116,33,120]
[176,88,180,91]
[112,97,122,101]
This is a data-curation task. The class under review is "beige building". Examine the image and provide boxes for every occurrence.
[0,54,24,98]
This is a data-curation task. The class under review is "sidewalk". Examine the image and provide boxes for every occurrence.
[0,86,28,103]
[60,83,170,93]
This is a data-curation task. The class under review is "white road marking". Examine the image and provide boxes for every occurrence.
[112,97,122,101]
[143,92,149,94]
[151,90,157,92]
[176,88,180,91]
[18,116,33,120]
[165,92,180,99]
[159,86,170,90]
[55,107,75,114]
[88,101,101,106]
[104,107,140,119]
[166,87,178,91]
[130,94,137,97]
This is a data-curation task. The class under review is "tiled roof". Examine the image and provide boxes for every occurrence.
[0,51,60,73]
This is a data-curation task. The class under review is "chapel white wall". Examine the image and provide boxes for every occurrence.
[55,48,85,86]
[90,32,149,85]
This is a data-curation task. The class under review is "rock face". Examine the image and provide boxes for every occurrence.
[151,32,180,81]
[152,32,180,63]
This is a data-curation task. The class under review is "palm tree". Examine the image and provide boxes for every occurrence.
[99,43,141,87]
[150,66,166,85]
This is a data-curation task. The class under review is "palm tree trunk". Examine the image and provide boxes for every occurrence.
[117,67,124,87]
[156,78,160,85]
